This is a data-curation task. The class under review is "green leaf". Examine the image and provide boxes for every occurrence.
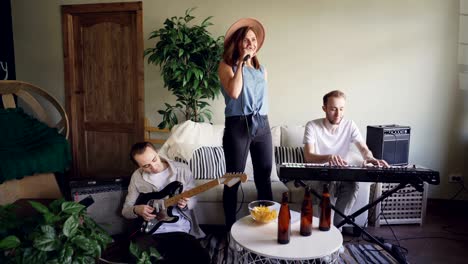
[146,8,222,128]
[33,234,57,251]
[149,247,162,260]
[71,235,93,254]
[63,215,79,237]
[137,251,150,264]
[201,16,213,27]
[58,246,74,264]
[40,225,56,238]
[29,201,50,214]
[43,212,60,225]
[0,235,20,250]
[22,247,48,264]
[61,202,85,215]
[129,241,141,257]
[91,230,112,248]
[49,198,65,214]
[204,112,213,121]
[71,255,94,264]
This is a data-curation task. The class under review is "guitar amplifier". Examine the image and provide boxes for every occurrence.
[70,178,131,235]
[366,125,410,166]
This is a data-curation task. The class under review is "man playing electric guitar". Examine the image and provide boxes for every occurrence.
[122,142,210,264]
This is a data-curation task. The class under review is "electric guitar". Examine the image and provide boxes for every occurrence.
[135,173,247,234]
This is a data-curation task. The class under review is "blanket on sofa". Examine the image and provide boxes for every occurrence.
[159,120,224,161]
[0,108,71,183]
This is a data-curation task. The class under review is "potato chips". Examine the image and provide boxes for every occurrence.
[251,205,278,223]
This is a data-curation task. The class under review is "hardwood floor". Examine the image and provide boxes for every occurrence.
[344,199,468,264]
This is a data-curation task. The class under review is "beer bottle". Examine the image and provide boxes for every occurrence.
[319,184,331,231]
[277,192,291,244]
[300,187,313,236]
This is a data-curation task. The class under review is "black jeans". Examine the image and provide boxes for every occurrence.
[223,114,273,231]
[132,232,210,264]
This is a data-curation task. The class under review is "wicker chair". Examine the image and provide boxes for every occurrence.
[0,80,69,205]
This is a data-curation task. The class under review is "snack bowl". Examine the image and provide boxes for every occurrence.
[248,200,280,223]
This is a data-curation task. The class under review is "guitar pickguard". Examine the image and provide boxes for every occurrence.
[135,181,184,234]
[133,173,248,234]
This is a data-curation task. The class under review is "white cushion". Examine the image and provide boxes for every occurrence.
[244,152,280,182]
[270,125,281,147]
[281,125,305,147]
[159,121,224,161]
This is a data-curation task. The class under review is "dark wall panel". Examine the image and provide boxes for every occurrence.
[0,0,16,81]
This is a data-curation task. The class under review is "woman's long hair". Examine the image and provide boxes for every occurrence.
[223,26,260,69]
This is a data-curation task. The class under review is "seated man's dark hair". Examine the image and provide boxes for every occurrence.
[129,142,156,166]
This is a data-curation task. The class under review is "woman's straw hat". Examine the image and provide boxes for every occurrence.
[224,18,265,51]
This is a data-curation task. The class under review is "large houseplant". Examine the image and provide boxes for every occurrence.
[0,200,162,264]
[0,200,163,264]
[0,199,113,264]
[144,8,224,129]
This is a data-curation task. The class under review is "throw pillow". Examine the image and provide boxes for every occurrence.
[275,146,305,165]
[176,146,226,180]
[176,146,281,182]
[244,152,281,182]
[280,125,305,147]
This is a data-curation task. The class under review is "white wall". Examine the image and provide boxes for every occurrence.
[10,0,466,200]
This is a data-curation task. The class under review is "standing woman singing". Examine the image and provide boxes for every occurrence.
[218,18,273,231]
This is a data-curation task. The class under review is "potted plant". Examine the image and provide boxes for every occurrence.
[0,199,112,264]
[144,8,224,129]
[0,199,164,264]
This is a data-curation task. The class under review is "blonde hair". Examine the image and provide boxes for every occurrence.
[323,90,346,106]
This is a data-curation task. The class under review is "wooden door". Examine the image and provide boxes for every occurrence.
[62,2,144,180]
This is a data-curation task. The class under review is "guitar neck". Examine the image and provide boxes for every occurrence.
[164,178,220,207]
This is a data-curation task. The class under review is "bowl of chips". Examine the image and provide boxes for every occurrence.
[248,200,280,223]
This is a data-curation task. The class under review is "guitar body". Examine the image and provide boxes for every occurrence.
[132,173,248,234]
[135,181,183,234]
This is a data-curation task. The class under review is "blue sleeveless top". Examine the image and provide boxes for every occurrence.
[221,65,269,117]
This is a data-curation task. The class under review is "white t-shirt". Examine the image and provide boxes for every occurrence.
[303,118,363,158]
[142,168,191,234]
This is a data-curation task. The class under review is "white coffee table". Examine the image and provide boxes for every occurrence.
[230,213,343,263]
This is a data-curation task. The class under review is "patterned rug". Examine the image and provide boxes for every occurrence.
[199,226,399,264]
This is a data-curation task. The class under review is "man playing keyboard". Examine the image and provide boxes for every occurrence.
[303,90,389,227]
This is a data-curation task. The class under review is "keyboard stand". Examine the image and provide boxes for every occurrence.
[294,179,416,264]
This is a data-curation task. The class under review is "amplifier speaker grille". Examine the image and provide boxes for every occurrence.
[366,125,427,226]
[366,125,410,166]
[70,180,131,235]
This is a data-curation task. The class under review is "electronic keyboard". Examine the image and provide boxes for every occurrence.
[279,163,440,185]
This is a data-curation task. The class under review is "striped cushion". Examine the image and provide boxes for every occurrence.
[274,146,305,165]
[176,146,226,179]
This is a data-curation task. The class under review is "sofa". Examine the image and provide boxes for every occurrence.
[159,121,371,227]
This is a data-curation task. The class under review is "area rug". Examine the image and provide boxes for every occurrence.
[199,227,398,264]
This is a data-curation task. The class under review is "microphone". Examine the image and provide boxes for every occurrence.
[243,54,251,62]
